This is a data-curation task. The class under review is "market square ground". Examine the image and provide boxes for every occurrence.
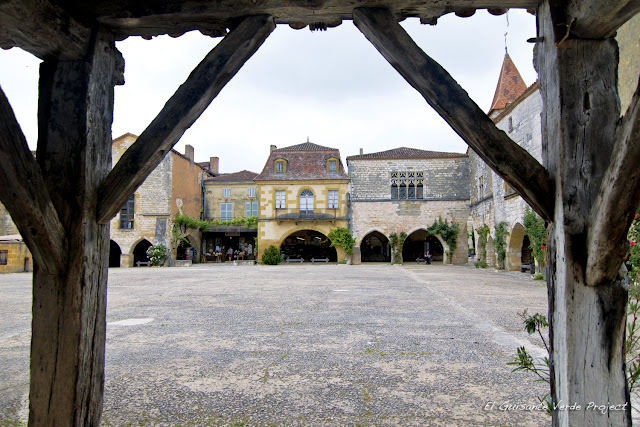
[2,264,565,425]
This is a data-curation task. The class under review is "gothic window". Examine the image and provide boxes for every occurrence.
[416,183,423,199]
[391,183,398,199]
[390,171,424,200]
[119,194,135,229]
[399,183,407,199]
[408,183,415,199]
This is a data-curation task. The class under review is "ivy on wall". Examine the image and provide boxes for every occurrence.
[427,217,460,261]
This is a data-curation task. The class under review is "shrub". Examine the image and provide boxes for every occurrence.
[261,245,281,265]
[146,244,168,266]
[533,272,544,280]
[474,260,488,268]
[494,221,509,269]
[328,227,356,256]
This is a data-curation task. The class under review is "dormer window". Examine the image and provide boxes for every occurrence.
[327,158,338,174]
[275,159,286,174]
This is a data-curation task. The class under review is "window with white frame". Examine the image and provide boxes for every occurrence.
[328,160,337,174]
[245,201,258,217]
[328,190,339,209]
[275,190,286,209]
[248,187,255,198]
[223,188,230,198]
[220,203,233,220]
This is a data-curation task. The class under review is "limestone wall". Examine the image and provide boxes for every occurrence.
[0,241,31,273]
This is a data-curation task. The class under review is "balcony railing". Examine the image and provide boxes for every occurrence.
[274,207,342,222]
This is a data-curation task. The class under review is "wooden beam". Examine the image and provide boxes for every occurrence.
[96,14,275,224]
[353,7,554,222]
[0,85,66,272]
[0,0,90,60]
[564,0,640,39]
[586,76,640,287]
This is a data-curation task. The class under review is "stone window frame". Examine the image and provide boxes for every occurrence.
[274,158,287,174]
[119,194,135,229]
[275,190,286,209]
[220,202,233,221]
[327,189,339,209]
[390,171,424,200]
[326,157,339,175]
[0,249,7,265]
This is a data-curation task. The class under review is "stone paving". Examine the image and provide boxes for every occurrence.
[0,263,552,426]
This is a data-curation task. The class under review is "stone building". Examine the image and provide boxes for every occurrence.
[347,147,470,265]
[254,141,350,262]
[468,54,542,270]
[202,169,259,261]
[109,133,213,267]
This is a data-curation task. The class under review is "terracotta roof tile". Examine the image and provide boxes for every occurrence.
[205,170,258,182]
[488,53,528,115]
[346,147,467,161]
[255,141,348,181]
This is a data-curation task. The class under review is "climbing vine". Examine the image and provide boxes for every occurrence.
[328,227,356,256]
[427,217,460,260]
[494,221,510,269]
[388,232,407,264]
[523,207,547,270]
[475,224,490,268]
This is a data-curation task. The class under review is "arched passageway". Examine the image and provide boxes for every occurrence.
[402,229,444,263]
[280,230,337,261]
[109,240,121,267]
[522,235,534,266]
[133,239,152,266]
[176,236,193,260]
[361,231,390,262]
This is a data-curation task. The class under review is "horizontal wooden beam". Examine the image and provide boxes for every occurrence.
[586,76,640,286]
[96,14,275,224]
[564,0,640,39]
[0,0,90,60]
[353,7,554,222]
[0,85,66,272]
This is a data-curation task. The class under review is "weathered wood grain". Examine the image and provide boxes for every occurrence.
[96,14,275,224]
[29,26,117,426]
[564,0,640,39]
[0,0,90,60]
[0,86,66,272]
[587,75,640,287]
[353,7,554,222]
[536,1,630,425]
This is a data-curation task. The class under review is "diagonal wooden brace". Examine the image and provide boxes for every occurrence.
[353,7,554,222]
[96,14,275,224]
[0,85,66,272]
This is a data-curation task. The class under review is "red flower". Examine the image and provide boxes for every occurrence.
[395,241,398,244]
[636,214,638,220]
[451,221,453,224]
[541,245,546,249]
[632,241,636,246]
[449,229,451,231]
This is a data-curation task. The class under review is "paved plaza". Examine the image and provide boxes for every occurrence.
[1,263,551,426]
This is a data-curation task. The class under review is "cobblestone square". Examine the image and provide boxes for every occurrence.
[1,264,550,426]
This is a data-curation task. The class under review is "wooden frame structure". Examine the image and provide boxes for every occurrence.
[1,0,639,425]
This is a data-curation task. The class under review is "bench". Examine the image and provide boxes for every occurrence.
[521,263,535,274]
[311,258,329,264]
[136,261,151,267]
[416,258,431,265]
[286,258,304,264]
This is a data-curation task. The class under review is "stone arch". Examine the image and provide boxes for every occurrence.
[176,234,196,260]
[132,239,152,266]
[402,228,445,264]
[360,230,390,262]
[278,229,337,262]
[506,222,525,271]
[109,240,121,268]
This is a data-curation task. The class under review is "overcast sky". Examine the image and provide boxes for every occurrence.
[0,9,537,174]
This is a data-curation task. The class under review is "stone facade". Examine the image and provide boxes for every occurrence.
[109,133,209,267]
[347,149,470,265]
[617,14,640,114]
[0,237,32,273]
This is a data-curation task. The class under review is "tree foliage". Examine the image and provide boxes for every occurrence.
[494,221,510,269]
[261,245,281,265]
[627,208,640,285]
[327,227,356,255]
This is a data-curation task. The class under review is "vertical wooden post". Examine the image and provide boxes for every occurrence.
[536,2,631,425]
[28,27,120,426]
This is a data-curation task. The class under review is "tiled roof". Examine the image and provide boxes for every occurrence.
[205,170,258,182]
[346,147,467,161]
[255,141,348,181]
[273,142,337,152]
[492,81,539,124]
[488,53,528,115]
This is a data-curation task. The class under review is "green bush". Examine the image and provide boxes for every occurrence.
[533,272,544,280]
[261,245,281,265]
[146,244,168,266]
[474,260,488,268]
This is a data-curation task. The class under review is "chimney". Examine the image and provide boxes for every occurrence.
[209,156,219,175]
[359,148,363,155]
[270,145,277,152]
[185,144,194,162]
